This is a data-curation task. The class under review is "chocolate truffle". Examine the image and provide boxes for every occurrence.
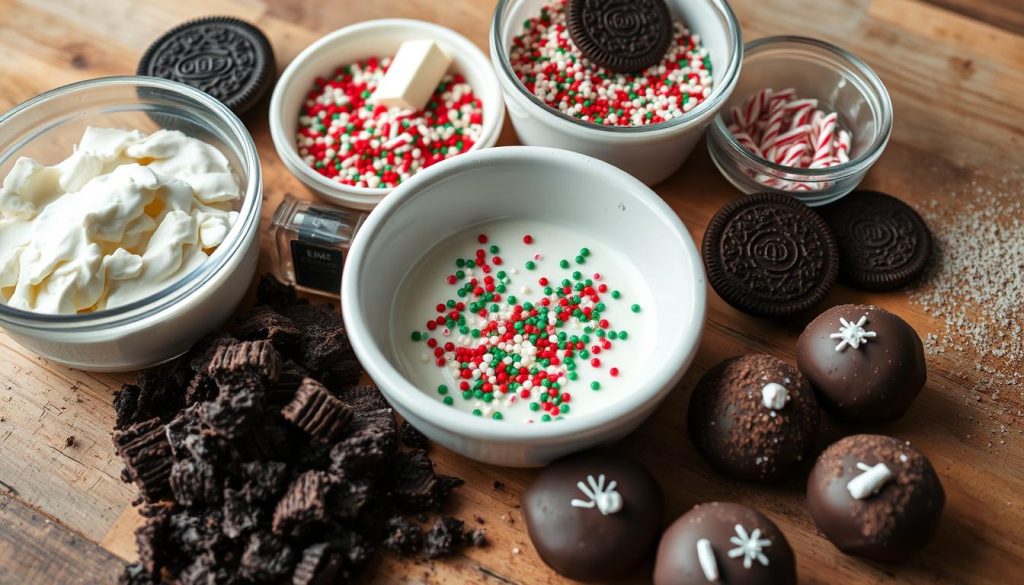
[688,354,821,482]
[654,502,796,585]
[522,449,663,582]
[806,434,945,561]
[796,304,926,422]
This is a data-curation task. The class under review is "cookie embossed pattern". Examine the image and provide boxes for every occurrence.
[702,193,838,318]
[139,16,276,115]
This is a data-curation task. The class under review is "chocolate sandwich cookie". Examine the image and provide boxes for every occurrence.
[139,16,275,115]
[702,193,839,318]
[566,0,673,73]
[654,502,797,585]
[688,354,821,483]
[522,449,663,582]
[806,434,945,562]
[819,190,932,291]
[797,304,926,422]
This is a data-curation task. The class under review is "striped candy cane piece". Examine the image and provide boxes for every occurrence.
[812,112,838,164]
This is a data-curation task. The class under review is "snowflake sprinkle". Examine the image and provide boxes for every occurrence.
[830,315,877,351]
[728,524,772,569]
[570,474,623,515]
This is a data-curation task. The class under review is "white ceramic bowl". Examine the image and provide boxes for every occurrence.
[0,76,261,372]
[270,19,506,211]
[341,147,706,466]
[489,0,743,186]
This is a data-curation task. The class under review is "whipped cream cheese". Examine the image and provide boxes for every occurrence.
[0,127,241,314]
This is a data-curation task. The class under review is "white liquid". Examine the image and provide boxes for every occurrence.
[391,219,656,423]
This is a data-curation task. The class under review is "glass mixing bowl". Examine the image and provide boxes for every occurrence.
[0,76,262,371]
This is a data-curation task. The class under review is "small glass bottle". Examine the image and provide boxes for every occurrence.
[269,195,367,297]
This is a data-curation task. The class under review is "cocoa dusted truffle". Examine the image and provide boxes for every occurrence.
[806,434,945,562]
[797,304,926,422]
[688,354,821,482]
[654,502,796,585]
[522,449,662,582]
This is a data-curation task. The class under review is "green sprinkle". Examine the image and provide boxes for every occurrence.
[591,381,601,390]
[619,330,628,340]
[492,412,503,420]
[572,271,582,280]
[559,259,570,269]
[437,384,448,395]
[526,260,536,270]
[529,402,540,411]
[508,295,517,304]
[560,404,570,413]
[575,255,585,264]
[472,409,483,417]
[411,331,422,341]
[447,300,456,308]
[611,290,622,299]
[631,304,641,313]
[568,371,579,381]
[608,331,618,340]
[541,414,552,422]
[440,396,453,406]
[580,247,590,257]
[489,245,499,254]
[462,390,472,400]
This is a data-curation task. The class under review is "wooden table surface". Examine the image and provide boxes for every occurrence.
[1,0,1022,583]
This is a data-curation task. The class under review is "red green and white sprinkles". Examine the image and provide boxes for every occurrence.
[406,232,640,422]
[508,0,713,127]
[296,57,484,189]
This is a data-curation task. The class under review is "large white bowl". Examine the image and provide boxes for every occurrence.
[0,76,261,372]
[341,147,706,466]
[489,0,743,186]
[270,19,506,211]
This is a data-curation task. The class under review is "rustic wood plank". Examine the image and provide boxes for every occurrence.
[0,493,124,585]
[921,0,1024,35]
[0,0,1022,583]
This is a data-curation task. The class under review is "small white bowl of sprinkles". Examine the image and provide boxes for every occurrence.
[490,0,742,185]
[341,146,706,466]
[269,19,505,210]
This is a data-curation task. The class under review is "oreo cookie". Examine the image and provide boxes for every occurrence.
[566,0,673,73]
[702,193,839,318]
[819,190,932,291]
[139,16,275,115]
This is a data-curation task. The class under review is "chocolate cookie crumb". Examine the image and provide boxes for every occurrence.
[111,276,474,583]
[424,516,465,558]
[400,421,428,449]
[383,516,424,555]
[282,378,354,443]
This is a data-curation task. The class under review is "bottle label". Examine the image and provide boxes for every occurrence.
[290,240,343,293]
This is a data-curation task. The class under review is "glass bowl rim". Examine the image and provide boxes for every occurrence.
[0,75,262,329]
[709,35,893,179]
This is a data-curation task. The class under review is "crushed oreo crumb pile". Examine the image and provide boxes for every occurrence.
[112,276,484,584]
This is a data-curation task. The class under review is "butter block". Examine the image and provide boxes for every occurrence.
[372,39,452,111]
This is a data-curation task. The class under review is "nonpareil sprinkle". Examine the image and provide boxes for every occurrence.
[407,232,639,422]
[296,57,484,189]
[509,0,714,127]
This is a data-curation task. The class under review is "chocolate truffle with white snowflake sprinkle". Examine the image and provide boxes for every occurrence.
[654,502,796,585]
[806,434,945,561]
[522,448,662,582]
[688,354,821,482]
[797,304,926,422]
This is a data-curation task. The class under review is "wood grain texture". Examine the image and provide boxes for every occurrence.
[0,494,124,585]
[0,0,1022,583]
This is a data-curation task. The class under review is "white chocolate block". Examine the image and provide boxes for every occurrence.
[372,39,452,111]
